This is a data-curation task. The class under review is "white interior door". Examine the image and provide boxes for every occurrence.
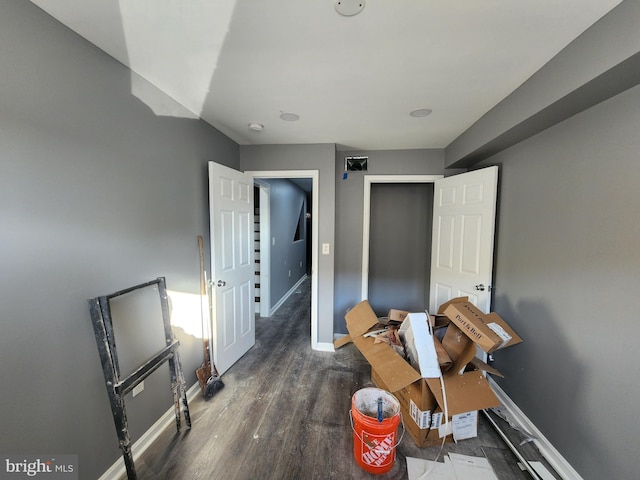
[429,166,499,314]
[208,161,255,375]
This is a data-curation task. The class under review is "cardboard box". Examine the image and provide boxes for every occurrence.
[371,366,443,447]
[371,366,483,447]
[439,322,478,374]
[430,314,450,329]
[443,300,523,353]
[346,300,501,447]
[333,333,352,349]
[387,308,409,323]
[333,307,408,349]
[437,296,469,314]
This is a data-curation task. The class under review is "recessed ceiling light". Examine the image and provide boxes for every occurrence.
[280,112,300,121]
[248,123,264,132]
[410,108,433,118]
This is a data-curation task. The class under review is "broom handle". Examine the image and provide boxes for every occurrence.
[198,235,208,363]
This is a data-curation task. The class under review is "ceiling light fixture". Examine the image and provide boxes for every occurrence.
[335,0,366,16]
[248,123,264,132]
[410,108,433,118]
[279,112,300,121]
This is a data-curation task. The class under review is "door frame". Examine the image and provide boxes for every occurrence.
[254,179,271,317]
[361,175,443,300]
[245,170,320,350]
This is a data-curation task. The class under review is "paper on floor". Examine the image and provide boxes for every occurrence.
[407,453,498,480]
[407,456,456,480]
[449,453,498,480]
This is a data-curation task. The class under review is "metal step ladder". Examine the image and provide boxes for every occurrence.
[88,277,191,480]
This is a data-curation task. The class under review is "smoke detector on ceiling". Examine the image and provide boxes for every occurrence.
[335,0,366,17]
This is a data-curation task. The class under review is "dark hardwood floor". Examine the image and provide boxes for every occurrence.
[123,278,558,479]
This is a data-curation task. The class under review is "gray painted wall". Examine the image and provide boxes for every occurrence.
[240,144,336,344]
[477,84,640,480]
[259,179,308,307]
[333,149,464,333]
[368,183,433,314]
[0,2,239,478]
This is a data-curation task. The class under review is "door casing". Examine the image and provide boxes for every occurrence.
[361,175,443,300]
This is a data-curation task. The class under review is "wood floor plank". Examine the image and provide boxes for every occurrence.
[482,446,532,480]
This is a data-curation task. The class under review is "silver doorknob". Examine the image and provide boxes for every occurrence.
[217,280,226,287]
[475,284,485,291]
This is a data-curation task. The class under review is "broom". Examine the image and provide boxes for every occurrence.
[195,235,224,399]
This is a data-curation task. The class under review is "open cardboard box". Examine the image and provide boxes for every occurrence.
[441,298,523,353]
[333,307,409,349]
[345,300,507,447]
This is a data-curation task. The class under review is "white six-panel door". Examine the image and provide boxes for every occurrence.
[208,162,255,374]
[429,166,499,314]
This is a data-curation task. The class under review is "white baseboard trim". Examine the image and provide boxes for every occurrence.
[269,275,307,316]
[487,377,583,480]
[314,341,335,352]
[98,382,201,480]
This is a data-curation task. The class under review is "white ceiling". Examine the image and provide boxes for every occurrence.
[30,0,622,151]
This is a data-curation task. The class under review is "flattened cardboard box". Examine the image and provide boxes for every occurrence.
[443,300,523,353]
[346,300,501,447]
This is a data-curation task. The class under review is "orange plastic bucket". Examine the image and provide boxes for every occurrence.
[350,387,402,474]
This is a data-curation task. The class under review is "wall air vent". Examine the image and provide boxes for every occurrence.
[345,156,368,172]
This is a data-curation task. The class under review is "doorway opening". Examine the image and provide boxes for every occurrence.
[362,175,443,313]
[368,182,434,314]
[246,170,321,350]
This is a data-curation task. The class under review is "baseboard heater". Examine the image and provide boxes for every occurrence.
[487,377,584,480]
[482,409,545,479]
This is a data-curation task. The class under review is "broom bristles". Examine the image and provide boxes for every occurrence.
[204,375,224,399]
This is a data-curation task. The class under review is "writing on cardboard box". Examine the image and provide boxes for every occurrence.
[453,312,483,341]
